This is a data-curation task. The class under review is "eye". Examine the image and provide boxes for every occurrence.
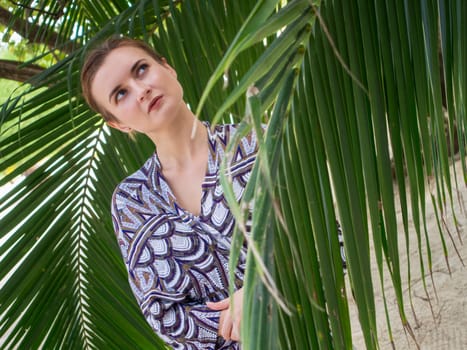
[137,63,149,77]
[115,89,127,103]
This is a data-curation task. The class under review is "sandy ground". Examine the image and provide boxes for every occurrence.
[349,160,467,349]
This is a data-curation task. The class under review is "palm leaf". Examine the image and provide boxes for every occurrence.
[1,1,263,348]
[1,0,465,349]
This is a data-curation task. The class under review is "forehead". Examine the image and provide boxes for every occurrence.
[90,46,152,102]
[105,45,150,63]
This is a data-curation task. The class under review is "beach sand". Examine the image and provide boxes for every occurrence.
[349,159,467,349]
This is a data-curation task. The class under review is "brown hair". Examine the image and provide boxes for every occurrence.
[80,35,164,122]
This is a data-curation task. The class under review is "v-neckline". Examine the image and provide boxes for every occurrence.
[153,122,215,219]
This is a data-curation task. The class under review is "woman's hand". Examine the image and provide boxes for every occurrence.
[206,288,243,341]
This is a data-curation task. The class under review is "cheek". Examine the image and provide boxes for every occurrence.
[109,100,136,121]
[169,77,184,99]
[153,70,182,93]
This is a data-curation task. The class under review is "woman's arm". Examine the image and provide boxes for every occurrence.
[206,288,243,342]
[112,194,235,349]
[127,272,227,349]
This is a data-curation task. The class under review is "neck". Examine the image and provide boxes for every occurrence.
[148,105,207,170]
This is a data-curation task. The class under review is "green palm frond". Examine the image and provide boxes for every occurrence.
[1,0,465,349]
[1,1,262,348]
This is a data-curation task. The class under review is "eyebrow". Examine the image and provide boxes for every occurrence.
[108,59,145,103]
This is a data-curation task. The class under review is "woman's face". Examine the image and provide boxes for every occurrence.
[91,46,184,134]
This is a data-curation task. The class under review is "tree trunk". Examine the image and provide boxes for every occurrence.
[0,6,77,54]
[0,59,44,83]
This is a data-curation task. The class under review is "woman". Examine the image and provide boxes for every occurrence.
[81,36,258,349]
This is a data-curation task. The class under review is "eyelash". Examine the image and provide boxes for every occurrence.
[115,89,127,102]
[114,63,149,103]
[137,63,148,76]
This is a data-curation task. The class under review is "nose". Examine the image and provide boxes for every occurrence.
[137,84,151,103]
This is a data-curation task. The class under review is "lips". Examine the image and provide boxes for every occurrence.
[148,95,163,113]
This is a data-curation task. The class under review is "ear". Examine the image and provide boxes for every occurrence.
[107,120,132,133]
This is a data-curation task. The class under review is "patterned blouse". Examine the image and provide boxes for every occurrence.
[111,123,259,350]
